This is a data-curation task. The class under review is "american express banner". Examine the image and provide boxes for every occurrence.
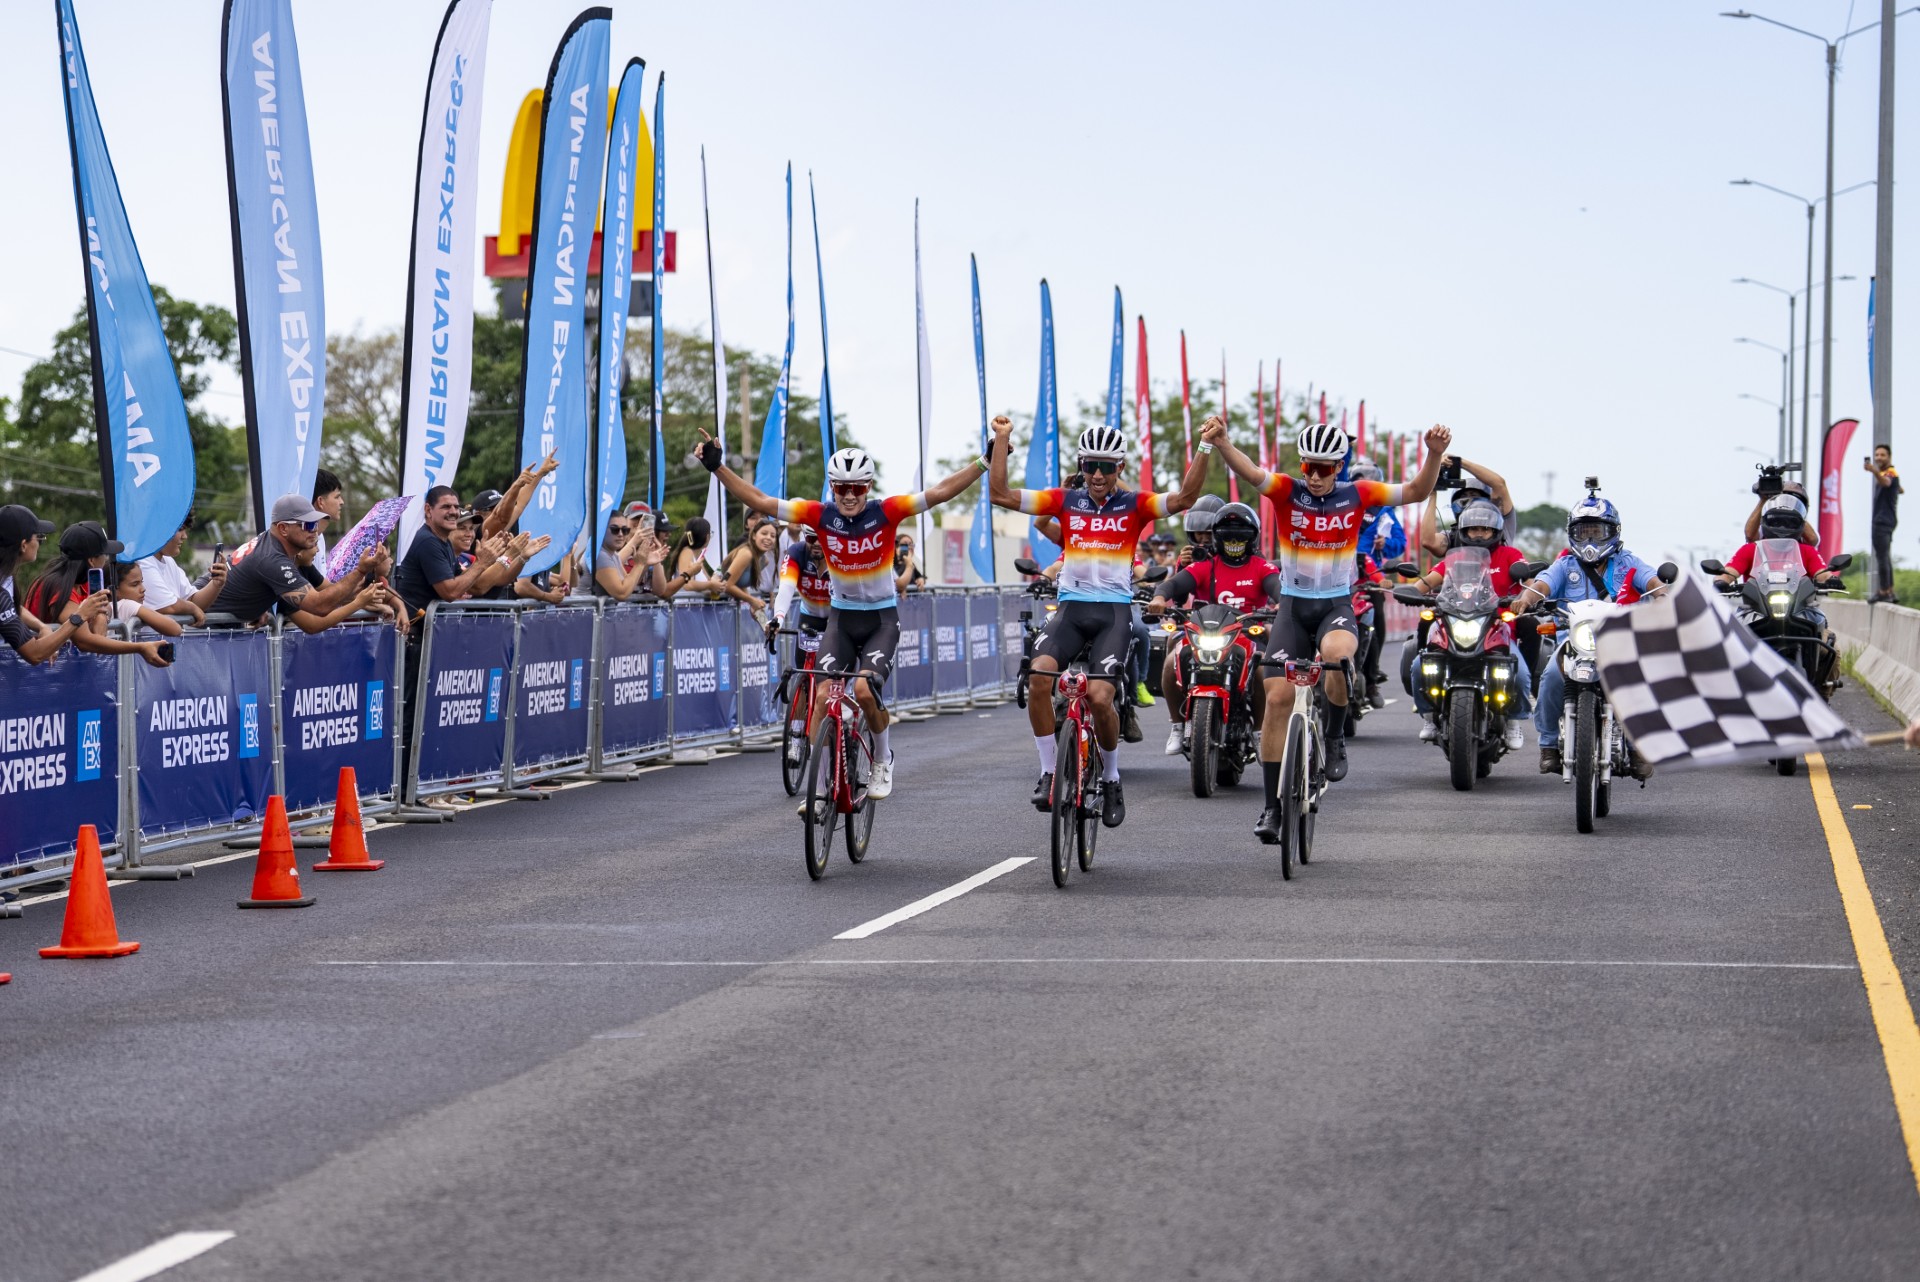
[0,646,118,864]
[596,57,646,550]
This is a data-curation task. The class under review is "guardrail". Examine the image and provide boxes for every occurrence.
[1,587,1028,896]
[1828,598,1920,721]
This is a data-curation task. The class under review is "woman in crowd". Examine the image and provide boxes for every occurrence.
[722,518,782,604]
[652,517,764,612]
[25,523,171,666]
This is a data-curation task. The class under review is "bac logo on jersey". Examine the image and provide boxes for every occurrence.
[842,532,887,555]
[1306,514,1356,533]
[1076,516,1130,534]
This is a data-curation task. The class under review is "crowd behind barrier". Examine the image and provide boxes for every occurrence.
[0,587,1030,894]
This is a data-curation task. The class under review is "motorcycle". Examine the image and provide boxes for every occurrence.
[1166,602,1270,796]
[1544,561,1679,832]
[1390,547,1540,791]
[1699,540,1851,775]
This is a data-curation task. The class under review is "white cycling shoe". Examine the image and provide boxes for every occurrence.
[867,753,894,800]
[1503,723,1527,752]
[1163,724,1186,756]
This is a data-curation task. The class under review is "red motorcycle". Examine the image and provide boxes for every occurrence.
[1170,602,1271,797]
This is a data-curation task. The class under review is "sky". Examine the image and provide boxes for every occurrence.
[2,0,1918,563]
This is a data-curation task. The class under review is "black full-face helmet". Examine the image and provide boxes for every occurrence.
[1210,503,1261,567]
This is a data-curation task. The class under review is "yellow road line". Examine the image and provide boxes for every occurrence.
[1807,751,1920,1197]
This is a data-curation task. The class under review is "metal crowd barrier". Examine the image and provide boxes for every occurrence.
[1,588,1034,896]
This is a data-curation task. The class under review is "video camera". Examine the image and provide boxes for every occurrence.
[1753,461,1803,498]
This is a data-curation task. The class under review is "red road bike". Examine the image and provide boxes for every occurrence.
[799,674,878,881]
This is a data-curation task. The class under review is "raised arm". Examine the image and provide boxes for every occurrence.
[1397,426,1454,507]
[1456,456,1512,513]
[988,416,1020,508]
[920,454,990,509]
[1160,434,1214,514]
[1197,415,1264,491]
[698,430,784,517]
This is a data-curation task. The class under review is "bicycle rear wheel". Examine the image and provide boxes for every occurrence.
[1276,715,1300,880]
[845,726,876,863]
[1051,719,1079,888]
[802,722,840,881]
[780,691,809,796]
[1077,730,1100,872]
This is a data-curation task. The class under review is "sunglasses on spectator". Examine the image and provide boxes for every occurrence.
[1300,461,1339,478]
[1080,459,1120,475]
[831,482,869,497]
[608,524,632,537]
[278,518,323,532]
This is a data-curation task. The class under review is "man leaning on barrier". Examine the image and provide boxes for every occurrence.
[393,487,509,621]
[211,494,395,633]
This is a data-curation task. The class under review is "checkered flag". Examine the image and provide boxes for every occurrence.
[1594,574,1864,767]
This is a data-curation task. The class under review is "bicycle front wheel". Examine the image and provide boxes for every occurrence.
[802,722,840,881]
[1077,729,1100,872]
[780,711,808,797]
[1051,719,1079,888]
[1277,715,1301,880]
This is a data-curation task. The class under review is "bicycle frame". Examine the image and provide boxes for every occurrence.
[818,676,876,815]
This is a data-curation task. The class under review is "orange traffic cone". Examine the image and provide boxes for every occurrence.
[238,796,315,909]
[40,824,139,958]
[314,767,384,872]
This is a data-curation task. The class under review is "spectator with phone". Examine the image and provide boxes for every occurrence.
[594,514,657,601]
[212,495,389,631]
[1419,455,1517,557]
[1866,444,1903,602]
[24,522,171,667]
[137,511,224,624]
[0,504,107,665]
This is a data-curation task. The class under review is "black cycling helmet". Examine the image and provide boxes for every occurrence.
[1211,502,1260,567]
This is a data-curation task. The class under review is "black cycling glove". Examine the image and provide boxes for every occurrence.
[697,438,723,472]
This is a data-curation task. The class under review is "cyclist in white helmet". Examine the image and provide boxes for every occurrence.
[700,433,990,800]
[1203,417,1451,843]
[989,413,1215,828]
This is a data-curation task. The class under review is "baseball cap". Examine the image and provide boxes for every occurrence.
[623,500,653,519]
[469,488,506,515]
[269,494,327,525]
[58,521,125,560]
[0,504,55,549]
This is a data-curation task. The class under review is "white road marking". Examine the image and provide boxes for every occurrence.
[71,1231,234,1282]
[318,956,1855,972]
[832,858,1037,939]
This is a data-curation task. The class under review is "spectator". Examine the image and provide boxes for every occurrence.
[112,562,184,637]
[137,511,225,624]
[211,494,387,631]
[312,468,344,569]
[650,518,762,610]
[0,504,101,665]
[392,486,506,621]
[1420,457,1516,557]
[479,452,558,543]
[721,520,781,602]
[594,515,654,600]
[895,532,928,592]
[1867,444,1903,603]
[25,523,170,667]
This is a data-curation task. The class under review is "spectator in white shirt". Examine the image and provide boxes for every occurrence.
[138,511,225,624]
[312,468,343,573]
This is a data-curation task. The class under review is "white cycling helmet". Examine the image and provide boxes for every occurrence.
[1296,421,1349,462]
[1075,425,1128,460]
[826,447,876,485]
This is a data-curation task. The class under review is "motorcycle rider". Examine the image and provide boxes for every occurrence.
[1406,500,1531,750]
[1202,417,1453,844]
[1352,459,1403,708]
[1718,494,1845,591]
[1147,502,1281,755]
[1506,495,1668,776]
[990,414,1214,827]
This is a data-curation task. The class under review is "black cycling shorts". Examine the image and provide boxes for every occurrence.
[818,606,899,689]
[1035,600,1132,680]
[1265,596,1359,667]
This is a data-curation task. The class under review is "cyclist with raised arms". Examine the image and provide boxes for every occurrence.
[701,432,989,800]
[989,413,1215,826]
[1201,417,1451,844]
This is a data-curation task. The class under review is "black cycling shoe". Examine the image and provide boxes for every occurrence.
[1031,772,1054,812]
[1119,704,1144,744]
[1323,734,1349,783]
[1101,780,1126,827]
[1254,804,1282,845]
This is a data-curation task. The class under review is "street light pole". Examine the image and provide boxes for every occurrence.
[1874,0,1896,451]
[1735,337,1790,460]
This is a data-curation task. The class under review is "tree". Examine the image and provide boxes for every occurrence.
[325,327,403,512]
[0,287,245,541]
[1514,502,1570,562]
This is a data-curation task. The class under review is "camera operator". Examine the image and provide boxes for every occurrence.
[1744,464,1818,546]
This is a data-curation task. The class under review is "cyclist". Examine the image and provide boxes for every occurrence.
[1405,500,1531,749]
[1201,417,1452,844]
[700,432,989,799]
[1147,502,1280,756]
[1505,494,1669,777]
[768,529,833,763]
[990,413,1214,827]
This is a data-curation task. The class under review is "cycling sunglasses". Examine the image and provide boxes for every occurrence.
[831,482,870,498]
[1300,460,1339,479]
[1080,458,1120,475]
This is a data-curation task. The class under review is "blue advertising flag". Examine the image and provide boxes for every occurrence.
[222,0,326,526]
[810,173,837,492]
[752,165,794,501]
[594,58,645,551]
[1024,279,1061,564]
[55,0,196,561]
[647,72,666,512]
[969,254,995,584]
[514,9,610,577]
[1104,285,1125,435]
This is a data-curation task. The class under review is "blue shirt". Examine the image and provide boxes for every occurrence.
[1535,550,1659,606]
[1359,508,1406,561]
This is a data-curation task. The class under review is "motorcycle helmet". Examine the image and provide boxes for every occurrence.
[1296,421,1349,462]
[1210,503,1260,566]
[1450,500,1506,550]
[1349,459,1384,483]
[1566,496,1622,565]
[1183,494,1224,537]
[1450,483,1495,517]
[1759,493,1808,540]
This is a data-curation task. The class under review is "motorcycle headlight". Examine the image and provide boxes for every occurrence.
[1446,616,1487,650]
[1767,591,1792,619]
[1196,635,1229,656]
[1570,620,1597,656]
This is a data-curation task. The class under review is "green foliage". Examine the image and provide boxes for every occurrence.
[1513,502,1570,562]
[0,287,246,540]
[1832,548,1920,605]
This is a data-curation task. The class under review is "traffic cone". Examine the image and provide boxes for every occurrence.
[238,796,315,909]
[314,767,384,872]
[40,824,140,957]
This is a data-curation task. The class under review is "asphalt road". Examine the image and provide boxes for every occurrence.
[5,689,1918,1281]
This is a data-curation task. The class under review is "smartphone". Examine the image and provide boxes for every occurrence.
[1436,456,1464,489]
[87,567,107,596]
[213,541,227,566]
[155,641,176,663]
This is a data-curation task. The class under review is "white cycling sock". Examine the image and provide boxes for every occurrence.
[1100,743,1122,782]
[875,726,891,761]
[1035,734,1057,774]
